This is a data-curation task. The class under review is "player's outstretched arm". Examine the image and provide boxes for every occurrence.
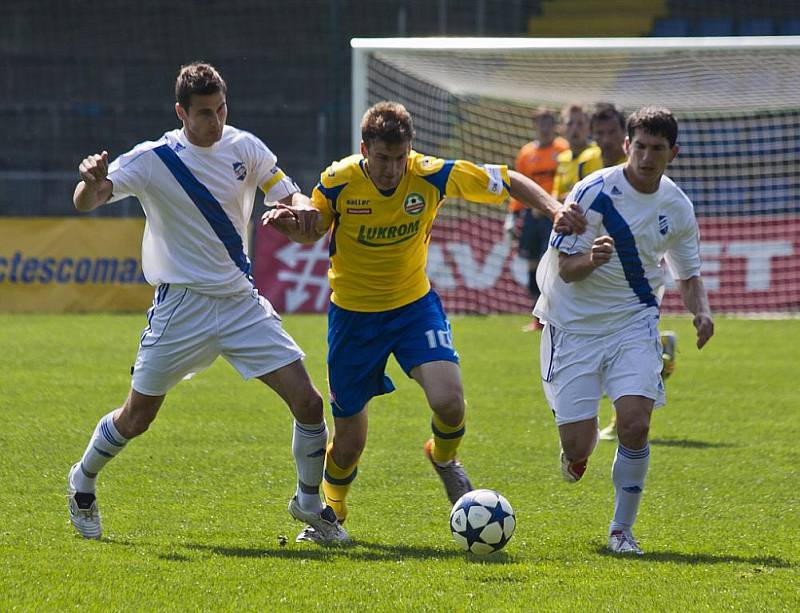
[558,235,614,283]
[73,151,113,212]
[508,170,586,235]
[677,276,714,348]
[262,193,329,244]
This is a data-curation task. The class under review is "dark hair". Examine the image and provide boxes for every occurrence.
[532,106,557,122]
[626,106,678,148]
[361,101,415,148]
[591,102,625,130]
[175,62,227,109]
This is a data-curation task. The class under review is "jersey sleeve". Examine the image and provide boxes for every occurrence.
[442,160,510,205]
[106,142,156,203]
[664,203,702,281]
[310,161,351,230]
[246,133,299,203]
[550,179,603,256]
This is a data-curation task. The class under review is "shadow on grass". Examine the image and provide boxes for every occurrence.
[183,540,512,563]
[594,546,793,568]
[649,438,737,449]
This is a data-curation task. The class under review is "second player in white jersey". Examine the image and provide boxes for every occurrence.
[534,164,701,334]
[108,125,298,296]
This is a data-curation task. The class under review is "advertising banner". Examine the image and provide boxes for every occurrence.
[253,215,799,315]
[0,218,152,313]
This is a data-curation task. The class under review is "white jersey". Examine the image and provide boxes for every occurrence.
[107,125,298,297]
[534,165,701,334]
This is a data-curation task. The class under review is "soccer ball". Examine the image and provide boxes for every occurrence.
[449,489,515,555]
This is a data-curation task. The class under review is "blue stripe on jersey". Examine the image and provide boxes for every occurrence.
[588,193,657,308]
[329,214,340,257]
[317,182,347,212]
[420,161,455,198]
[573,175,604,206]
[153,144,251,277]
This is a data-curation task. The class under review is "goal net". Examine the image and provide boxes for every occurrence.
[351,37,800,315]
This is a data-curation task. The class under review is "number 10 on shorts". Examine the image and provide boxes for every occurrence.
[425,328,453,349]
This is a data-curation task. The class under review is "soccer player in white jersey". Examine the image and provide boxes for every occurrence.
[534,107,714,555]
[66,62,347,544]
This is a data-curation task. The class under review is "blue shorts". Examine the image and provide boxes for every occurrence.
[327,289,459,417]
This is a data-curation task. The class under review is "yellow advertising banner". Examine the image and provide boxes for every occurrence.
[0,218,153,313]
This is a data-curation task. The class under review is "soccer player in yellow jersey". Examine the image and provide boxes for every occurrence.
[265,101,586,540]
[588,102,678,441]
[552,103,603,203]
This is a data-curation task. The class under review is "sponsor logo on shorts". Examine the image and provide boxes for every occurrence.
[357,220,420,246]
[403,193,425,216]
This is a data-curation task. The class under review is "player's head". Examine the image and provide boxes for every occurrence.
[360,101,415,191]
[560,103,591,153]
[174,62,228,147]
[590,103,626,166]
[624,107,679,193]
[532,107,558,145]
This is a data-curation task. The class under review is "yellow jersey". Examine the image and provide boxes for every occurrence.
[311,151,511,311]
[552,144,603,202]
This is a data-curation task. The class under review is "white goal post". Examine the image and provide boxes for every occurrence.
[350,37,800,314]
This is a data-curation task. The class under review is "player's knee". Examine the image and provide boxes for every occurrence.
[289,386,324,424]
[429,388,465,425]
[617,417,650,447]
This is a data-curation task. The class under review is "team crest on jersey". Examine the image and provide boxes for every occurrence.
[403,193,425,216]
[658,214,669,235]
[233,162,247,181]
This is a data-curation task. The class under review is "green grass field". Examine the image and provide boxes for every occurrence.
[1,314,798,611]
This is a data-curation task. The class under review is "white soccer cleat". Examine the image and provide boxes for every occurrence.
[67,463,102,540]
[288,496,349,544]
[598,421,617,441]
[607,529,643,555]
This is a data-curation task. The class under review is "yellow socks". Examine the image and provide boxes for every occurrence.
[322,445,358,522]
[429,414,465,464]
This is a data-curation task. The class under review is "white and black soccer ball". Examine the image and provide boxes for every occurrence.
[449,489,515,555]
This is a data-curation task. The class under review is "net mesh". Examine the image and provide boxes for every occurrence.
[361,41,800,314]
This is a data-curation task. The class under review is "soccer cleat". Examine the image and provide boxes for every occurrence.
[288,496,349,544]
[424,438,474,505]
[607,529,644,555]
[660,331,677,380]
[66,463,102,539]
[560,452,588,483]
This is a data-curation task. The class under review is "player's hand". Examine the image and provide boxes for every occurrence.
[79,151,109,187]
[693,313,714,349]
[291,204,322,237]
[261,203,298,227]
[590,235,615,268]
[553,203,587,235]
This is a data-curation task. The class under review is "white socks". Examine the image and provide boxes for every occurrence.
[610,442,650,532]
[292,420,328,514]
[72,411,129,493]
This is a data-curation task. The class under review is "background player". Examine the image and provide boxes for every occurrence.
[67,62,346,544]
[552,103,603,203]
[505,107,569,331]
[534,107,714,554]
[265,101,586,537]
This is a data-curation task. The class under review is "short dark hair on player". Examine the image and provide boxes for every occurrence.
[591,102,625,130]
[175,62,227,110]
[361,101,415,148]
[627,106,678,148]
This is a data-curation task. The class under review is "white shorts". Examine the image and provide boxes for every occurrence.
[540,316,665,426]
[132,284,305,396]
